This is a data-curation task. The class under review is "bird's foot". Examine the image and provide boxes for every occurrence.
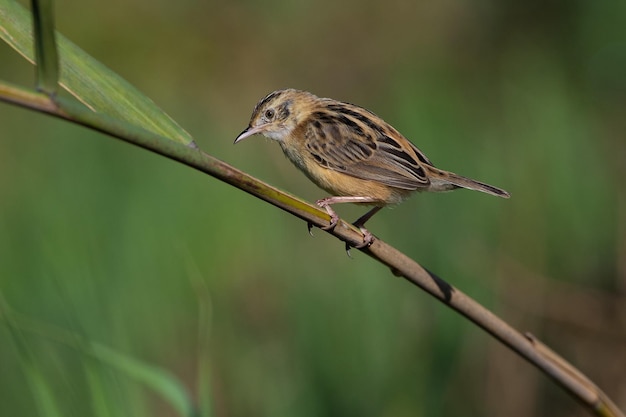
[315,198,340,231]
[354,227,375,248]
[344,226,375,257]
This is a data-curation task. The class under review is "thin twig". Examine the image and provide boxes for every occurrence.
[0,82,623,417]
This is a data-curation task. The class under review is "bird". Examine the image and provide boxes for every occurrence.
[235,89,509,248]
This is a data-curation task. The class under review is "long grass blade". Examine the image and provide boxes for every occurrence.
[30,0,58,93]
[88,343,196,417]
[0,296,64,417]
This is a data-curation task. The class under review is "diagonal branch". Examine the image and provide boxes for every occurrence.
[0,81,622,417]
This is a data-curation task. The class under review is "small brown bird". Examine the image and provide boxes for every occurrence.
[235,89,509,248]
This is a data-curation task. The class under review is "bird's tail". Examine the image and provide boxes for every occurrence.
[427,167,510,198]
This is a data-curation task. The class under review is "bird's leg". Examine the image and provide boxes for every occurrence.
[312,196,381,250]
[315,197,342,231]
[315,196,379,230]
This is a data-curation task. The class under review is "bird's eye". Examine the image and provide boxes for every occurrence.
[264,109,275,120]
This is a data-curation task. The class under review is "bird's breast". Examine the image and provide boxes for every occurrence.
[279,138,410,205]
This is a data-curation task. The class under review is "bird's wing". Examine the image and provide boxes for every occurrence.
[303,110,430,190]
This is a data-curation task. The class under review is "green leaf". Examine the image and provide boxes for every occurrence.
[184,252,214,417]
[0,298,64,417]
[0,0,194,145]
[89,342,196,417]
[17,351,64,417]
[83,361,115,417]
[0,296,196,417]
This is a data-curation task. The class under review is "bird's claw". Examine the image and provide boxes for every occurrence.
[354,228,375,248]
[307,210,338,235]
[344,227,375,257]
[345,242,353,257]
[320,213,339,231]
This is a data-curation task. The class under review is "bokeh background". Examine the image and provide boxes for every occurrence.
[1,0,625,416]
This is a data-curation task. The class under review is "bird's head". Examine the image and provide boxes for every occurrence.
[234,89,314,143]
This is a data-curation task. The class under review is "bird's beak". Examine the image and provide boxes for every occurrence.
[234,124,267,144]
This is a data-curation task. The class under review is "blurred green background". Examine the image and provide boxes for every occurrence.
[1,0,625,416]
